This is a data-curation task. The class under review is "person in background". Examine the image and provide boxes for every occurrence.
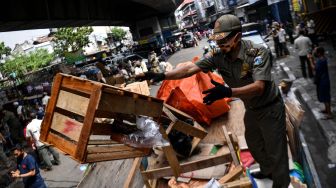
[26,112,60,171]
[13,101,26,123]
[11,144,47,188]
[0,132,11,169]
[284,21,294,44]
[1,107,23,145]
[34,102,44,120]
[134,62,144,76]
[294,30,313,78]
[309,47,333,119]
[278,24,289,56]
[307,19,318,47]
[148,51,160,73]
[295,21,306,37]
[271,22,281,58]
[41,92,50,109]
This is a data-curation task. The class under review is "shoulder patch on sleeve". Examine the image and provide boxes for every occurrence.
[254,56,262,65]
[246,48,260,57]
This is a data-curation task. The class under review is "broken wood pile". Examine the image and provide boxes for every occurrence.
[40,74,252,188]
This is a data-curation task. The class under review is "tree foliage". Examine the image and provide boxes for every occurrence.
[0,42,11,57]
[109,27,127,42]
[53,27,93,56]
[0,49,55,78]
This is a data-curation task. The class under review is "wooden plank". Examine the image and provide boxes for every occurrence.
[123,157,142,188]
[88,140,118,145]
[141,151,232,179]
[40,74,63,141]
[190,137,202,155]
[163,103,194,119]
[103,85,162,102]
[159,125,181,178]
[173,120,207,138]
[163,106,207,138]
[87,145,150,154]
[225,100,246,137]
[189,122,207,155]
[75,85,102,162]
[162,106,178,122]
[60,86,91,98]
[221,177,252,188]
[218,165,243,184]
[50,112,83,142]
[223,126,240,166]
[86,150,149,163]
[61,74,98,95]
[46,133,77,157]
[229,133,238,150]
[165,122,176,135]
[56,90,90,116]
[124,81,150,96]
[98,92,163,118]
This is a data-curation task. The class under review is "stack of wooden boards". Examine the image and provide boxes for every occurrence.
[40,74,252,188]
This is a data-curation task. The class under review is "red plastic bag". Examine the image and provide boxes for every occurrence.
[157,61,230,125]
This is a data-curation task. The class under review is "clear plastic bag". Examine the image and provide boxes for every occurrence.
[123,116,169,148]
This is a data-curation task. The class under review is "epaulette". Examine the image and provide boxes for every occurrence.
[210,47,222,56]
[246,48,261,57]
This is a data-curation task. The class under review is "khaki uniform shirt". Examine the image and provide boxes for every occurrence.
[195,40,279,109]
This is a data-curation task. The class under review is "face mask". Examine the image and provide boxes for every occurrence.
[219,39,236,54]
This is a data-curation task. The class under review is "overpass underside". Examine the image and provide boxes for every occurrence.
[0,0,182,32]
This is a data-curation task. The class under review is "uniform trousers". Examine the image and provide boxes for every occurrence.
[244,98,290,188]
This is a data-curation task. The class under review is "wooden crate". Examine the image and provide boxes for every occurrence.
[162,103,207,156]
[40,73,164,163]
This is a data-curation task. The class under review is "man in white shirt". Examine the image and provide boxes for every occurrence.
[41,92,50,108]
[134,62,144,76]
[26,113,60,170]
[294,30,313,78]
[13,102,25,121]
[277,25,289,56]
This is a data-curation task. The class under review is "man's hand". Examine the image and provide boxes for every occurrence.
[202,79,232,105]
[137,71,165,83]
[11,171,20,178]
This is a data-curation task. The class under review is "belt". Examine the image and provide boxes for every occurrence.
[248,97,281,111]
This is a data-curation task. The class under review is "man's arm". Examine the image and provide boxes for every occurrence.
[12,169,36,178]
[232,80,265,98]
[165,62,202,80]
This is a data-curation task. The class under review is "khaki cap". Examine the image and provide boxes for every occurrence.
[210,14,242,41]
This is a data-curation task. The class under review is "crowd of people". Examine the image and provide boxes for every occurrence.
[0,92,56,187]
[77,50,176,86]
[265,18,332,119]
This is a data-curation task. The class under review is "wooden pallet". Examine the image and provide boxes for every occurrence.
[40,73,163,163]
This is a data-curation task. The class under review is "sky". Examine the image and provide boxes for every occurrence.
[0,29,50,49]
[0,27,130,50]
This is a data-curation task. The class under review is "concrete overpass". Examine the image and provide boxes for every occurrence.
[0,0,182,32]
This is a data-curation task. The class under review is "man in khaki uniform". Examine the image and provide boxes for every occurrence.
[140,14,289,188]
